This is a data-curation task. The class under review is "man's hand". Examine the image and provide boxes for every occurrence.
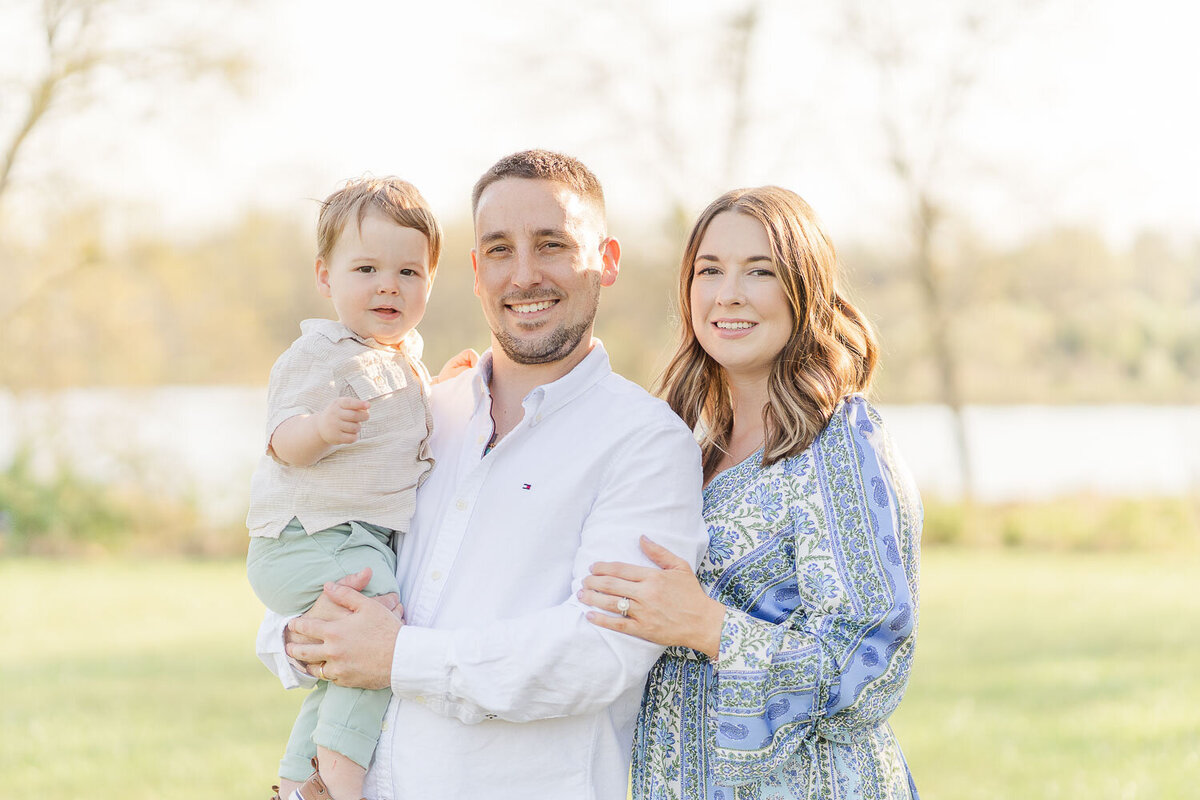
[285,568,404,670]
[316,397,371,445]
[286,577,404,691]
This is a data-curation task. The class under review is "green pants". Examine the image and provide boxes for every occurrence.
[247,519,400,779]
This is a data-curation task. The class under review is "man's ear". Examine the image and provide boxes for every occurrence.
[471,249,481,297]
[599,237,621,288]
[315,259,332,298]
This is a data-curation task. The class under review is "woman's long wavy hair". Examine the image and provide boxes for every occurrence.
[657,186,879,477]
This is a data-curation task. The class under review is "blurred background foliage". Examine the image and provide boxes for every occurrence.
[1,0,1197,558]
[3,206,1199,401]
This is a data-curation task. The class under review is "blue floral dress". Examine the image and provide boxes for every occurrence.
[631,395,922,800]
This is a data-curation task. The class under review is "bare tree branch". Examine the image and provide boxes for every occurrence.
[0,0,249,212]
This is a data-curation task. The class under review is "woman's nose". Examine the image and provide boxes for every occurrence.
[715,275,745,306]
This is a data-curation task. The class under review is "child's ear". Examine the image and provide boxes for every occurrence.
[315,258,332,298]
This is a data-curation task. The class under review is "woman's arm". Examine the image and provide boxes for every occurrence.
[707,400,921,784]
[582,399,922,785]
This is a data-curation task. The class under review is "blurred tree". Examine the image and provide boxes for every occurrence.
[841,0,1044,500]
[485,0,774,385]
[0,0,248,332]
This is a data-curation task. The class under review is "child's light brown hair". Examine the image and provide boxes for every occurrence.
[317,177,443,276]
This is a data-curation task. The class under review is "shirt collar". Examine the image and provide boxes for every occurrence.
[469,339,613,427]
[300,318,423,359]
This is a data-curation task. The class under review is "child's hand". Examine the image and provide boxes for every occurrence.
[435,348,479,383]
[316,397,370,445]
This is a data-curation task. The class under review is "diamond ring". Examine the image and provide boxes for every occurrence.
[616,597,631,617]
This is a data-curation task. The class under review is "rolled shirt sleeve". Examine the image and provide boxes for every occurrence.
[255,608,315,691]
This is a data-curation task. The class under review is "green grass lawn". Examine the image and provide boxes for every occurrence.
[3,550,1199,799]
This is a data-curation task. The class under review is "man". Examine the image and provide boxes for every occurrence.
[258,150,708,799]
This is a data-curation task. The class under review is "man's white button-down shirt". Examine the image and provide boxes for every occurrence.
[258,341,707,799]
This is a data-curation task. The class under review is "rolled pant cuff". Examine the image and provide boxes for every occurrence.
[312,721,379,770]
[279,752,316,783]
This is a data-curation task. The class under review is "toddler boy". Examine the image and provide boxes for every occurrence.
[247,177,442,800]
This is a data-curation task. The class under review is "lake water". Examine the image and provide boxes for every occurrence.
[2,387,1198,523]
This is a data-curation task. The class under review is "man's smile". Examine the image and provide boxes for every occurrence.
[508,299,558,315]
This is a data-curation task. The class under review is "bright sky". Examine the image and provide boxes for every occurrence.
[3,0,1198,247]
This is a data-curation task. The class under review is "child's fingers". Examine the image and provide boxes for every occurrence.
[333,405,370,423]
[335,397,371,412]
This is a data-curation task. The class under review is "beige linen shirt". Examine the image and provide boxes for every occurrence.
[246,318,433,539]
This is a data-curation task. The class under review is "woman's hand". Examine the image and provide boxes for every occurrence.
[580,536,726,659]
[434,348,479,383]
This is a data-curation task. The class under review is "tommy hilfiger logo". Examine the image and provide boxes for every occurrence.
[522,483,532,490]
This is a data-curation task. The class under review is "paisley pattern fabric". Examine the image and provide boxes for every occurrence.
[632,396,922,800]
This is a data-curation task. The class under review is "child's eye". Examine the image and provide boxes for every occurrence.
[356,265,375,273]
[400,268,418,277]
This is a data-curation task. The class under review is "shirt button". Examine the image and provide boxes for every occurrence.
[415,696,426,704]
[381,720,389,731]
[431,570,443,581]
[536,413,543,423]
[455,499,467,511]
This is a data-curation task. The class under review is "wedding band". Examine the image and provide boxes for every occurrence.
[616,597,631,617]
[318,663,328,681]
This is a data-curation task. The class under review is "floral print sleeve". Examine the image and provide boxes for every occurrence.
[707,396,922,786]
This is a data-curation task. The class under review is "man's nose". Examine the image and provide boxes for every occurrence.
[511,248,542,287]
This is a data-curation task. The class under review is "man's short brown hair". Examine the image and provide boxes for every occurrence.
[471,150,606,230]
[317,177,442,276]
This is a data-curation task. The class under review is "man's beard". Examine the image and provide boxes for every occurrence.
[494,315,595,365]
[493,280,599,365]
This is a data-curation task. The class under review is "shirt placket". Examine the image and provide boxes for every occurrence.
[405,393,497,627]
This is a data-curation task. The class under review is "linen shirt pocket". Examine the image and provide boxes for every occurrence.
[337,351,416,439]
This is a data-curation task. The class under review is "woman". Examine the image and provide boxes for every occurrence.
[581,187,921,799]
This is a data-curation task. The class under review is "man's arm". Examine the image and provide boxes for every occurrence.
[288,421,708,723]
